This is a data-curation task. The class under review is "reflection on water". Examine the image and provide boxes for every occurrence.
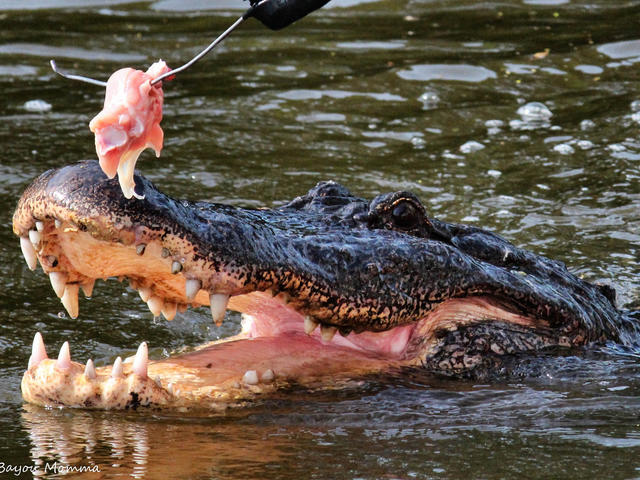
[1,0,640,478]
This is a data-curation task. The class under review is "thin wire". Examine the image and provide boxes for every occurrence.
[49,0,268,88]
[152,14,246,85]
[50,60,108,87]
[151,0,269,84]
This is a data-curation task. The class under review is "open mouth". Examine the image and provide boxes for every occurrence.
[13,161,606,410]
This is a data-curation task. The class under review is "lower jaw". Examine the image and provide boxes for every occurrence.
[22,329,414,411]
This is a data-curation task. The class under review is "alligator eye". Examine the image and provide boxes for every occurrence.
[391,200,420,229]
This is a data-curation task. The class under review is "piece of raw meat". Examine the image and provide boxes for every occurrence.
[89,60,170,199]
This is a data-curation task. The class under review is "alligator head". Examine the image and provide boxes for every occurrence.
[13,161,632,410]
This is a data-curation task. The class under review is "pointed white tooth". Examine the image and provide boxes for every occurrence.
[132,342,148,378]
[161,302,177,321]
[111,357,123,378]
[304,316,319,335]
[320,325,337,343]
[49,272,67,298]
[61,284,79,319]
[136,243,146,256]
[171,261,182,274]
[56,341,71,370]
[261,369,275,382]
[81,279,95,298]
[147,296,163,317]
[28,332,48,369]
[138,287,151,303]
[167,382,174,395]
[209,293,229,326]
[35,220,44,232]
[84,359,96,379]
[242,370,259,385]
[54,219,62,229]
[154,376,162,388]
[241,314,256,335]
[29,229,41,247]
[185,279,201,301]
[20,237,38,271]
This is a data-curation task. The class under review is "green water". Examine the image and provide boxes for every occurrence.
[1,0,639,478]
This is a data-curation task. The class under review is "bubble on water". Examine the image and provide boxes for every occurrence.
[459,140,485,153]
[580,119,596,131]
[411,136,426,148]
[608,143,627,152]
[485,119,504,128]
[23,99,52,112]
[418,91,440,109]
[553,143,575,155]
[631,100,640,112]
[487,169,502,178]
[576,140,595,150]
[517,102,553,121]
[485,119,504,135]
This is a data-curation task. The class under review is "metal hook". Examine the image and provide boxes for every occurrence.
[49,60,108,87]
[150,0,268,85]
[49,0,267,88]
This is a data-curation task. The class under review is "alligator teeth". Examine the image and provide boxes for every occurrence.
[185,279,201,301]
[132,342,148,378]
[261,369,275,382]
[54,219,62,229]
[28,332,48,369]
[242,370,259,385]
[162,302,177,321]
[241,313,255,335]
[136,243,146,256]
[29,229,41,248]
[304,316,319,335]
[139,287,152,303]
[320,325,337,343]
[61,284,79,319]
[209,293,229,326]
[20,237,38,270]
[56,341,71,370]
[111,357,124,378]
[84,359,96,379]
[147,296,163,317]
[171,261,182,274]
[81,279,95,298]
[35,220,44,232]
[49,272,67,298]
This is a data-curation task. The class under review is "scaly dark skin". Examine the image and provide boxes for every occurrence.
[13,161,639,410]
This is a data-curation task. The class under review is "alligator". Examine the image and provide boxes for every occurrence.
[12,161,639,410]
